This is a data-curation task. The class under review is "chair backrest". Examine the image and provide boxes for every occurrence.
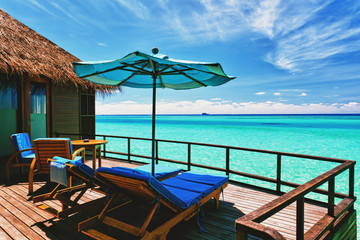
[10,133,34,158]
[95,167,192,210]
[33,138,73,174]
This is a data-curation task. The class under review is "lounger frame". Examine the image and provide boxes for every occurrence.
[79,171,228,240]
[33,160,107,219]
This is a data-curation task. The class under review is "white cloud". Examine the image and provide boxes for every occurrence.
[97,42,107,47]
[255,92,266,95]
[274,92,281,96]
[96,100,360,115]
[115,0,150,19]
[300,93,307,96]
[211,98,222,101]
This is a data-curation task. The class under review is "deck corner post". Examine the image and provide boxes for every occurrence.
[349,165,354,198]
[328,177,335,218]
[296,197,305,240]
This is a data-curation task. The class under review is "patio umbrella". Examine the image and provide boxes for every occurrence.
[72,48,235,176]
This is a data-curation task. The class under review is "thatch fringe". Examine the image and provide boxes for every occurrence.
[0,9,120,94]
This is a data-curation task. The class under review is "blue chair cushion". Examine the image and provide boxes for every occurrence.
[35,138,74,155]
[161,177,214,197]
[134,164,182,180]
[11,133,34,158]
[96,167,202,209]
[21,153,35,164]
[176,171,229,189]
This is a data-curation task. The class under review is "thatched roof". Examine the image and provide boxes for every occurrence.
[0,9,119,93]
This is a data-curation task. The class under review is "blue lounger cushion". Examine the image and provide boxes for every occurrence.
[134,164,182,180]
[161,177,214,197]
[176,171,229,189]
[53,156,95,178]
[96,167,202,209]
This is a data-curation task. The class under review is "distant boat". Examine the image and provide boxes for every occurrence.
[202,113,209,115]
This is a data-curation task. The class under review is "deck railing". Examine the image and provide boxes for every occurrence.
[57,133,356,239]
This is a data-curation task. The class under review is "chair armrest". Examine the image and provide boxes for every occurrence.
[72,147,85,162]
[6,147,34,165]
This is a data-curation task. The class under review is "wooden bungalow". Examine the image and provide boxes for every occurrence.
[0,9,116,163]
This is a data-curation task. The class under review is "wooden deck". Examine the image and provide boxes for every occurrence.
[0,158,329,240]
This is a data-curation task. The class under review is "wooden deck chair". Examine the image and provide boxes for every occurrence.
[33,159,182,219]
[33,157,109,219]
[5,133,35,182]
[29,138,85,194]
[78,167,229,240]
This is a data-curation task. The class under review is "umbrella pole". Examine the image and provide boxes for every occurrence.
[151,75,156,177]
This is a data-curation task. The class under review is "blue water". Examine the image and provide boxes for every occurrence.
[96,114,360,233]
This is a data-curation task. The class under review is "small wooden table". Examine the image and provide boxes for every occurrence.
[71,139,108,169]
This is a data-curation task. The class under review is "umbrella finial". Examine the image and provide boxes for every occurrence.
[152,47,159,55]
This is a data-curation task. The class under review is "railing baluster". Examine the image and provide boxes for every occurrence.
[127,138,131,162]
[187,143,191,171]
[276,154,282,193]
[226,148,230,176]
[156,140,159,164]
[103,136,106,159]
[297,197,304,240]
[328,177,335,217]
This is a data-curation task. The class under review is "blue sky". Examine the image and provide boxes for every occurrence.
[2,0,360,114]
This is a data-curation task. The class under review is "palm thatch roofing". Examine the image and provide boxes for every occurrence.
[0,9,119,93]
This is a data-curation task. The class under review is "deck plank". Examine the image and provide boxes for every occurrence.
[0,158,331,240]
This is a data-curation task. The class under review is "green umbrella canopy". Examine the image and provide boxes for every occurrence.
[72,50,235,89]
[72,49,235,176]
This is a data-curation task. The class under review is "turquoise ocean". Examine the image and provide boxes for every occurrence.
[96,114,360,233]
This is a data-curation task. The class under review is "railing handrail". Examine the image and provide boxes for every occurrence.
[58,132,351,163]
[236,160,356,239]
[237,160,354,223]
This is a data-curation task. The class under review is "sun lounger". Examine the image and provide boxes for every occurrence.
[78,167,229,239]
[32,157,108,219]
[33,159,182,219]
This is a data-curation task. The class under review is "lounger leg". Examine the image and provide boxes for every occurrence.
[214,192,221,209]
[139,202,159,237]
[156,230,170,240]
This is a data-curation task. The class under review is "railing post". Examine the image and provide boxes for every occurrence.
[127,138,131,162]
[187,143,191,171]
[103,136,106,159]
[328,177,335,217]
[276,154,282,193]
[156,140,159,164]
[226,148,230,176]
[349,165,354,198]
[297,197,304,240]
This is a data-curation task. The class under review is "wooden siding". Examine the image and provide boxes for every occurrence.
[51,85,80,139]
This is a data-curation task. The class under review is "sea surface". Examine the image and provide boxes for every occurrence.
[96,114,360,233]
